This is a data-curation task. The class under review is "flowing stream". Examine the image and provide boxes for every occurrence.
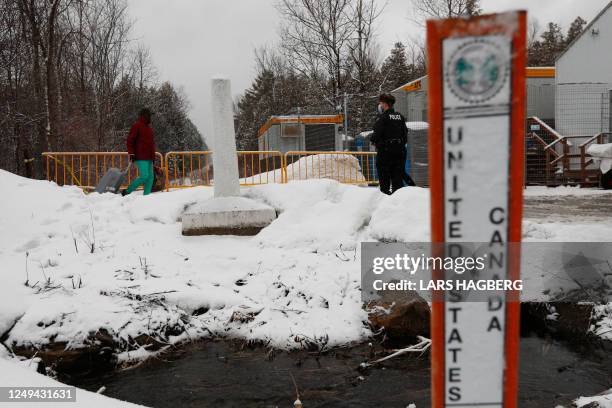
[67,335,612,408]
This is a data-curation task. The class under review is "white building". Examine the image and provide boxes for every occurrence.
[555,1,612,137]
[258,115,344,153]
[391,67,556,126]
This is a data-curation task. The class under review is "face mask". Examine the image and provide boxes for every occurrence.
[377,104,384,114]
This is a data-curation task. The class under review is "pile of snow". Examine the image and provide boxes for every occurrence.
[264,153,369,183]
[406,121,429,131]
[575,389,612,407]
[286,154,367,182]
[587,143,612,174]
[591,303,612,341]
[587,143,612,158]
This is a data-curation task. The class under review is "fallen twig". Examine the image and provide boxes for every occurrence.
[271,307,306,314]
[145,290,177,296]
[289,371,302,408]
[360,336,431,368]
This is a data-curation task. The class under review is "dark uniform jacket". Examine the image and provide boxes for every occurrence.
[370,108,407,151]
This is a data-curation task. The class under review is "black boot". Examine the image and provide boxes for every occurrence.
[121,189,128,196]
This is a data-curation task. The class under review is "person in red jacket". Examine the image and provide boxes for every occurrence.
[123,108,156,196]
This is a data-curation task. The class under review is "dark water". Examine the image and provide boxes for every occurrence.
[70,336,612,408]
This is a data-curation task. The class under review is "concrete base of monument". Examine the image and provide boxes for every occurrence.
[181,196,277,236]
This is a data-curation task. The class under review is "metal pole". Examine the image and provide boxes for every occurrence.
[343,92,348,150]
[297,106,303,150]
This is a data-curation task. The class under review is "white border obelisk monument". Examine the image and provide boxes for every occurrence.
[181,77,276,236]
[210,78,240,198]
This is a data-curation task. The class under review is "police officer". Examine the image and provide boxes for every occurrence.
[370,94,408,195]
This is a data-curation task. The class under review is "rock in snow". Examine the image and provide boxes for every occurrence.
[367,289,431,344]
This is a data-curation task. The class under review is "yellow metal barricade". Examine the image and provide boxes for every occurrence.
[164,151,286,190]
[42,150,382,191]
[42,152,165,190]
[165,151,213,189]
[238,151,286,186]
[284,151,378,185]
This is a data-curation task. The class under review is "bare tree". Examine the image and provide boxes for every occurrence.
[527,18,541,50]
[130,43,157,91]
[406,37,426,75]
[347,0,384,92]
[84,0,132,149]
[345,0,385,136]
[18,0,63,151]
[1,0,202,177]
[276,0,355,104]
[44,0,62,150]
[411,0,481,24]
[16,0,48,173]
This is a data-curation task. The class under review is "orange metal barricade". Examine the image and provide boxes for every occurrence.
[164,151,286,190]
[42,150,384,192]
[284,151,378,185]
[42,152,164,190]
[238,151,286,186]
[164,151,213,189]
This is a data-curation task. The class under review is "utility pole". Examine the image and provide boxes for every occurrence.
[343,92,349,150]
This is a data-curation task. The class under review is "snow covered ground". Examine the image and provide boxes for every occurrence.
[523,185,612,197]
[0,169,431,354]
[522,189,612,242]
[1,171,611,351]
[0,347,144,407]
[1,170,612,406]
[575,389,612,408]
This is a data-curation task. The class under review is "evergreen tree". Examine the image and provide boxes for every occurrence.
[565,16,587,48]
[528,22,566,66]
[380,42,413,90]
[235,70,276,150]
[149,82,205,153]
[111,80,204,154]
[235,68,310,150]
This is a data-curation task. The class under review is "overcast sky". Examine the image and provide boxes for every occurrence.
[127,0,609,142]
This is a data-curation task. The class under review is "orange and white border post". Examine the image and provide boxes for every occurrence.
[427,11,526,408]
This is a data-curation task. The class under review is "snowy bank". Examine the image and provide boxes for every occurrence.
[575,388,612,408]
[0,170,430,364]
[0,351,145,407]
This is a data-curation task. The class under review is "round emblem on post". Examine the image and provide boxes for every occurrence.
[446,38,509,104]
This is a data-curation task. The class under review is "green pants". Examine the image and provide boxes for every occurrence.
[126,160,154,195]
